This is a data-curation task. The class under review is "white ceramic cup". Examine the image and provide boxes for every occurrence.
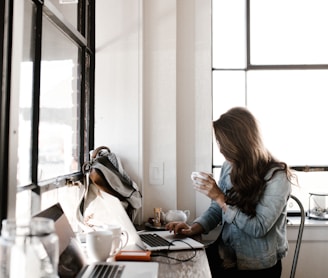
[101,224,129,254]
[86,230,113,262]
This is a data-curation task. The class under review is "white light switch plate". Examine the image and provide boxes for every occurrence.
[149,162,164,185]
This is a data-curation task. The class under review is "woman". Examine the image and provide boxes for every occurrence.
[166,107,293,277]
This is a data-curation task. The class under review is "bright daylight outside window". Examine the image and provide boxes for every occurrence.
[38,16,80,181]
[212,0,328,210]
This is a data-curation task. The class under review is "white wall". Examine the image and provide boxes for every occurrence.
[95,0,212,223]
[282,223,328,278]
[94,3,328,276]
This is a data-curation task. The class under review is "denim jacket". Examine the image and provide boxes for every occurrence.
[194,161,291,270]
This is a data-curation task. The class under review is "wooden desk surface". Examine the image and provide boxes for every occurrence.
[151,248,211,278]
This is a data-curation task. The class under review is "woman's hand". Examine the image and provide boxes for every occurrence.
[165,222,203,236]
[193,172,225,207]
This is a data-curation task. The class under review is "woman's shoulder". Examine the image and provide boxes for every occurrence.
[265,165,288,180]
[222,160,232,171]
[265,167,291,194]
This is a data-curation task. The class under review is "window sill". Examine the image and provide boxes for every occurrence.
[287,216,328,227]
[287,216,328,241]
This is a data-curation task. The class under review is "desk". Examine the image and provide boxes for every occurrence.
[77,233,212,277]
[151,249,211,278]
[136,224,213,277]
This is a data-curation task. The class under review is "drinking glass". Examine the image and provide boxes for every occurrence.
[1,217,59,277]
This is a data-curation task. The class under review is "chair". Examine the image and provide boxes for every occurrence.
[289,194,305,278]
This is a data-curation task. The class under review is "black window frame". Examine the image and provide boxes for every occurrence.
[0,0,14,224]
[0,0,95,228]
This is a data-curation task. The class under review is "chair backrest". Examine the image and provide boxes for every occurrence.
[289,194,305,278]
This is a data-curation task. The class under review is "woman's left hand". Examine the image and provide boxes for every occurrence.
[193,172,225,205]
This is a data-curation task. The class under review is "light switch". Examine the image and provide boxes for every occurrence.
[149,162,164,185]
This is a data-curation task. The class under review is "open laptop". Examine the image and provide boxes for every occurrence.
[80,189,204,252]
[34,203,158,278]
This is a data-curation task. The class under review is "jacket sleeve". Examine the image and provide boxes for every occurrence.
[193,200,222,233]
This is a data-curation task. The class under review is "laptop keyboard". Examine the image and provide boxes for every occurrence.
[140,233,173,247]
[89,264,124,278]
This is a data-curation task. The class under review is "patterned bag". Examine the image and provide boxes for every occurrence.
[80,146,142,225]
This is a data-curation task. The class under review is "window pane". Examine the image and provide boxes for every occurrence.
[38,16,80,181]
[17,0,36,186]
[247,70,328,166]
[212,70,246,165]
[250,0,328,65]
[47,0,78,30]
[212,0,246,69]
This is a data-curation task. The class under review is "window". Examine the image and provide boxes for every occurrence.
[1,0,94,228]
[212,0,328,209]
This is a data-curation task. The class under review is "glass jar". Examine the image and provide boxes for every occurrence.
[0,235,12,277]
[153,208,162,227]
[0,217,59,277]
[308,192,328,220]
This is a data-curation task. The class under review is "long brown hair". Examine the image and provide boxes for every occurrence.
[213,107,292,217]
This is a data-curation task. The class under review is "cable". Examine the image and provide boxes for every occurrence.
[150,239,197,263]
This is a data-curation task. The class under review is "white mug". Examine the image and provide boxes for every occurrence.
[86,230,113,262]
[101,224,129,254]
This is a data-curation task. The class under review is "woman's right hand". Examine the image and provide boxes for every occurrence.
[165,222,203,236]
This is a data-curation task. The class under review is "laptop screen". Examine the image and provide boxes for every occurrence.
[34,202,160,278]
[34,203,86,277]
